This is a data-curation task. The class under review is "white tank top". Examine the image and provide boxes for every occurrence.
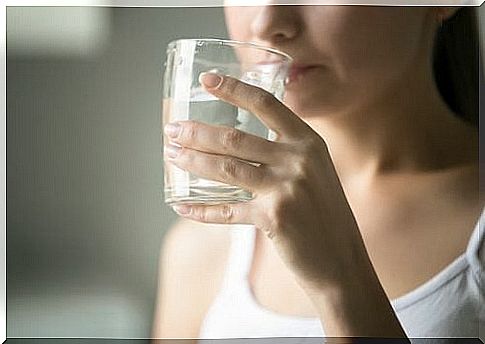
[198,209,485,340]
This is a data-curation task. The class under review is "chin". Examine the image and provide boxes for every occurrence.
[282,91,338,119]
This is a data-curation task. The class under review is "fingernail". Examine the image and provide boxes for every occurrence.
[164,122,181,138]
[165,143,181,158]
[173,204,191,215]
[199,72,223,89]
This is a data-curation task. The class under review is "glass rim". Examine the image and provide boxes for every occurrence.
[167,37,293,62]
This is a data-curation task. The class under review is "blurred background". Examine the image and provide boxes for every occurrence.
[7,7,227,338]
[6,5,485,339]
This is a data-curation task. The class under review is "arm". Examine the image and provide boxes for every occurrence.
[299,249,410,340]
[151,218,230,340]
[164,73,410,340]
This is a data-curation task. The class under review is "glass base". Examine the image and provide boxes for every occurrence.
[165,185,253,206]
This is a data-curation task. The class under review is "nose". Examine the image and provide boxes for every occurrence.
[250,5,301,46]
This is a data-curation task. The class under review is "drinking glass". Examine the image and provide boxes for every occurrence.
[162,38,292,206]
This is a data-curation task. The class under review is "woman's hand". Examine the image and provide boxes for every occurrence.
[163,72,409,338]
[163,72,368,290]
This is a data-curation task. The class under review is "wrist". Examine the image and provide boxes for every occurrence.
[299,231,376,294]
[299,257,408,338]
[299,253,378,304]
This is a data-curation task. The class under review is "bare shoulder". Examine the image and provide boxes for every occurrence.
[163,217,232,263]
[151,218,232,339]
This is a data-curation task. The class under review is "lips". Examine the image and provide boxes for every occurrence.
[254,60,319,84]
[287,64,317,84]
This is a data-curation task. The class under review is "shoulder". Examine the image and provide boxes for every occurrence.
[152,218,232,338]
[467,207,485,285]
[161,218,232,269]
[159,218,233,294]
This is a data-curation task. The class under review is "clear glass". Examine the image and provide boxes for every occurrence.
[162,38,292,206]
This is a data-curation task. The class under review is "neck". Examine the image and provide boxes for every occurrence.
[296,61,477,184]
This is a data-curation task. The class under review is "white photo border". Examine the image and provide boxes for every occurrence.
[2,1,484,343]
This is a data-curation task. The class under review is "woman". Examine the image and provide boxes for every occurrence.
[152,5,483,340]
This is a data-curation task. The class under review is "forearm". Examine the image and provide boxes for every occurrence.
[300,257,410,341]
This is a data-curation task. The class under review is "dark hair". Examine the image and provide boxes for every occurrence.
[432,7,481,127]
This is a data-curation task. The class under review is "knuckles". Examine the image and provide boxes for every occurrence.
[220,157,239,180]
[262,158,315,234]
[222,77,239,96]
[190,206,205,222]
[218,155,263,188]
[299,135,327,157]
[192,206,211,223]
[220,128,243,151]
[220,204,234,223]
[190,204,234,224]
[253,91,275,111]
[179,121,198,144]
[291,155,311,180]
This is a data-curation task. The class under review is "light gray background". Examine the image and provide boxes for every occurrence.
[7,7,227,338]
[6,5,485,339]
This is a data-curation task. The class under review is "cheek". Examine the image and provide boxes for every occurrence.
[287,7,428,115]
[321,8,427,85]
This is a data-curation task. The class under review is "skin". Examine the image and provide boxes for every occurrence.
[160,5,481,339]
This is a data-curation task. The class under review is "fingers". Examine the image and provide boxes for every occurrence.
[172,200,254,225]
[199,72,310,141]
[164,144,271,192]
[164,120,284,164]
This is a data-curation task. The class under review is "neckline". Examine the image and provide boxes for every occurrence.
[242,209,483,320]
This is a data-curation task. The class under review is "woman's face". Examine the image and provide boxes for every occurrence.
[224,5,436,117]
